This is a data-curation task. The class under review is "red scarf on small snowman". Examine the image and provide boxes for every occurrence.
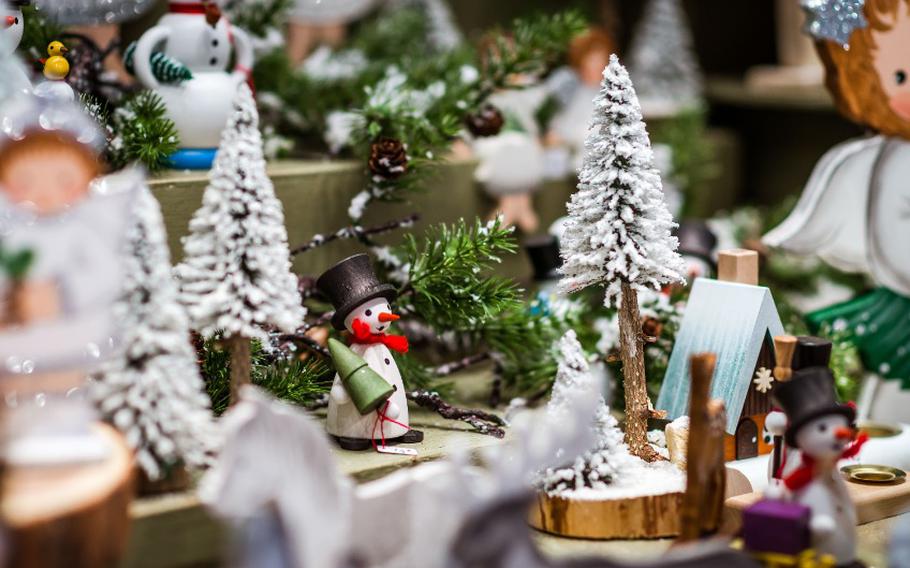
[783,431,869,491]
[349,318,409,353]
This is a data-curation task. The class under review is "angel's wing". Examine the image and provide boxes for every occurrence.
[763,136,884,274]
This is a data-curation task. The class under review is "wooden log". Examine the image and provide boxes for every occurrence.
[2,423,135,568]
[530,491,684,539]
[619,282,660,462]
[679,353,727,542]
[226,334,252,406]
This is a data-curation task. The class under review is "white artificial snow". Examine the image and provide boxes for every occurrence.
[301,46,368,81]
[324,110,365,154]
[626,0,703,114]
[93,185,218,480]
[560,456,685,501]
[175,84,305,342]
[557,55,686,307]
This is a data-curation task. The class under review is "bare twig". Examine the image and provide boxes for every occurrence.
[433,352,491,377]
[407,389,506,438]
[291,214,419,256]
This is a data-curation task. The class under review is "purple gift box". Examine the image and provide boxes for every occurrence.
[742,499,811,555]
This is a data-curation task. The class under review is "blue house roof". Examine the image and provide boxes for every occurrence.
[655,278,785,434]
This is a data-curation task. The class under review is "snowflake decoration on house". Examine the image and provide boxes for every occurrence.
[753,367,774,394]
[802,0,868,49]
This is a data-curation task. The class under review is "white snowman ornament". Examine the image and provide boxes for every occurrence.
[133,0,253,170]
[316,254,423,451]
[773,367,867,567]
[1,0,31,95]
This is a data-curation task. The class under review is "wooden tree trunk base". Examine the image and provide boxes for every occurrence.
[2,423,135,568]
[529,490,684,540]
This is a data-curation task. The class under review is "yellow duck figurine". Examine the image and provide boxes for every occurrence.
[43,41,70,81]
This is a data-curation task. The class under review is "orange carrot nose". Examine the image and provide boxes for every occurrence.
[834,427,854,440]
[378,312,400,322]
[5,16,14,27]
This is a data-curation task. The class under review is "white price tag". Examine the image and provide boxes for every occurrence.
[376,445,418,456]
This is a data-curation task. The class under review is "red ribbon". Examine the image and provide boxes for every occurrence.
[350,318,409,353]
[371,401,410,452]
[169,2,207,14]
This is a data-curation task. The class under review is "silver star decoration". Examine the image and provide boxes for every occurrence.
[802,0,869,49]
[753,367,775,394]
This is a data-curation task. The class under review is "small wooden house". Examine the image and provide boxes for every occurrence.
[656,250,785,461]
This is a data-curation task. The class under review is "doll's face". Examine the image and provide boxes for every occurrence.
[873,12,910,121]
[0,144,96,215]
[579,49,611,86]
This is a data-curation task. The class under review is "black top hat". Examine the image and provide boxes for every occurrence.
[524,234,562,281]
[773,367,855,446]
[8,1,30,6]
[317,254,397,331]
[792,336,832,371]
[675,220,717,266]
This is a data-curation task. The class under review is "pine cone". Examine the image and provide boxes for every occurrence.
[642,316,663,342]
[368,137,408,179]
[465,104,504,137]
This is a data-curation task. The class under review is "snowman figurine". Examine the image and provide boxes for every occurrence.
[316,254,423,451]
[132,0,253,170]
[1,0,31,95]
[773,367,867,567]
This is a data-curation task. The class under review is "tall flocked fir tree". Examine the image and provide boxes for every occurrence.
[539,330,629,494]
[558,55,685,462]
[626,0,703,114]
[94,182,218,481]
[176,84,305,404]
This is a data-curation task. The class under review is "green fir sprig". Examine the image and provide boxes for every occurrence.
[201,337,331,415]
[109,91,180,172]
[396,217,520,331]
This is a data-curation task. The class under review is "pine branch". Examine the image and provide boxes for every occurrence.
[398,217,520,331]
[407,390,505,438]
[291,213,419,256]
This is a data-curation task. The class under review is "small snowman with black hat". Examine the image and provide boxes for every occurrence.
[773,366,868,567]
[317,254,423,452]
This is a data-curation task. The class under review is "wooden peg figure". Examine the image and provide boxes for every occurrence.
[765,0,910,413]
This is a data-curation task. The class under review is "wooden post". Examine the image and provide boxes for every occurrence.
[773,335,797,382]
[771,335,797,479]
[678,352,727,542]
[717,249,759,286]
[226,334,252,406]
[619,282,659,462]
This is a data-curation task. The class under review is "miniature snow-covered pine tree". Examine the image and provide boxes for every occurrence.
[540,330,629,494]
[94,185,218,481]
[176,83,305,404]
[558,55,685,462]
[626,0,703,115]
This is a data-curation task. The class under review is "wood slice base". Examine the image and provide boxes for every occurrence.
[529,490,684,540]
[2,423,135,568]
[722,477,910,535]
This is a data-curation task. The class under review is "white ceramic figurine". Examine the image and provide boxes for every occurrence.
[132,0,254,169]
[773,367,867,567]
[316,254,423,451]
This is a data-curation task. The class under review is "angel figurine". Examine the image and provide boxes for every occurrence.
[764,0,910,420]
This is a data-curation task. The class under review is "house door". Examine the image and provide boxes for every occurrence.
[735,418,758,460]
